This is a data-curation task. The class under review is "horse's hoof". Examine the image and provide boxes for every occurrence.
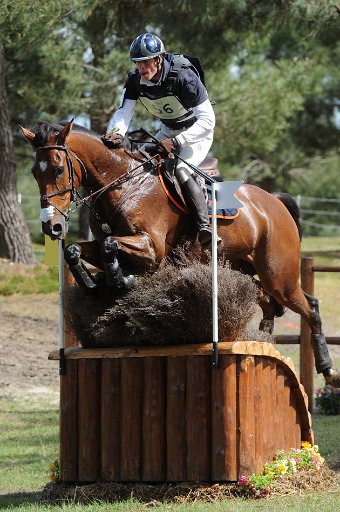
[324,368,340,388]
[125,274,136,291]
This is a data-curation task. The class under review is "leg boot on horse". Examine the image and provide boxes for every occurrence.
[304,292,340,387]
[64,243,98,291]
[101,237,135,292]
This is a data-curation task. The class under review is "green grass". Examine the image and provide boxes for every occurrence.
[0,265,58,295]
[0,397,59,508]
[0,398,339,511]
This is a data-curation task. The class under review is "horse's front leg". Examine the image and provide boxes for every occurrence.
[101,237,135,292]
[64,241,100,291]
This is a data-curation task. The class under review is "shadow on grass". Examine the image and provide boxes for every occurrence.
[0,490,41,508]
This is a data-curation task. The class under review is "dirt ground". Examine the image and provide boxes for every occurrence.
[0,294,60,399]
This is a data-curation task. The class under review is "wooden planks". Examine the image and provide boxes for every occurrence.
[58,344,313,483]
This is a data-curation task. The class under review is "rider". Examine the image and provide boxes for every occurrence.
[102,33,216,245]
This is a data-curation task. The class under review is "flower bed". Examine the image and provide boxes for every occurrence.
[236,443,325,498]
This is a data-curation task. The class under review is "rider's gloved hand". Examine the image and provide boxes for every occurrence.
[159,137,181,153]
[101,130,124,148]
[159,137,181,156]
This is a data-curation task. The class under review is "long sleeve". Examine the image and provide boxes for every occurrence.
[175,99,215,145]
[107,98,137,136]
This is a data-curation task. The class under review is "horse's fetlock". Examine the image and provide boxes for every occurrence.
[101,237,120,262]
[64,243,81,265]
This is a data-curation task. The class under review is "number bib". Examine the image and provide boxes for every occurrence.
[139,95,189,119]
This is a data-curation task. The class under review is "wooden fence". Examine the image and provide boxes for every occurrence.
[274,256,340,412]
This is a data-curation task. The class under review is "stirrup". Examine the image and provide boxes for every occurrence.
[198,227,222,246]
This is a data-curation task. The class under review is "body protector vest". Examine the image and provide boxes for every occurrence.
[135,54,208,130]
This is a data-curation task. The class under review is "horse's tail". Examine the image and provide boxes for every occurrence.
[272,192,302,241]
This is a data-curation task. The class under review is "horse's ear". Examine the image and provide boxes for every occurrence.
[19,126,36,145]
[57,118,74,144]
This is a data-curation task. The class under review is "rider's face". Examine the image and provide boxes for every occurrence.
[135,57,161,82]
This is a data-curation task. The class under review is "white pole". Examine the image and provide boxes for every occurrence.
[211,182,219,368]
[58,240,65,375]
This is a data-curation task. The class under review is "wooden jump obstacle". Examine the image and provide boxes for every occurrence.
[49,340,313,483]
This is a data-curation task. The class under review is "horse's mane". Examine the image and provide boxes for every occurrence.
[30,120,101,149]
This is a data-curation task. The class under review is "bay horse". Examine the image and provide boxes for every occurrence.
[21,119,339,386]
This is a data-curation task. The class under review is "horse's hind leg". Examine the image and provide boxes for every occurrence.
[303,291,339,385]
[272,285,339,386]
[255,280,285,334]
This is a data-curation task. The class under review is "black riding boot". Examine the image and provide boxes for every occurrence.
[181,175,213,245]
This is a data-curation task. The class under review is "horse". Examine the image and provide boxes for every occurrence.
[20,119,339,386]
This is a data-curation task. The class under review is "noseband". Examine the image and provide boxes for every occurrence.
[35,144,87,219]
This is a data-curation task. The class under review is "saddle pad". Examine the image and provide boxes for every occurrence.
[206,186,240,219]
[158,166,240,220]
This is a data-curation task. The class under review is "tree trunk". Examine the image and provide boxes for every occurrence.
[0,39,36,265]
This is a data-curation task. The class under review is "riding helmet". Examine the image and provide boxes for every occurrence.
[129,33,166,61]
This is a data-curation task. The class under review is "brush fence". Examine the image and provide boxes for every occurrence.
[49,341,313,483]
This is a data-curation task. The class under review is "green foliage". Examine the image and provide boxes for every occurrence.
[315,385,340,415]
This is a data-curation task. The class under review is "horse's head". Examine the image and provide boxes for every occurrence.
[20,119,81,240]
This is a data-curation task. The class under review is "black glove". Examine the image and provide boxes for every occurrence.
[101,131,124,148]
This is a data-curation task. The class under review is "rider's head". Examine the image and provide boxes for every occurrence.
[130,33,165,82]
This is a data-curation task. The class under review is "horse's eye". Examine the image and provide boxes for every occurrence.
[55,166,64,177]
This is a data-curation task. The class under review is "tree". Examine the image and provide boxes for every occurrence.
[0,0,86,263]
[0,37,36,264]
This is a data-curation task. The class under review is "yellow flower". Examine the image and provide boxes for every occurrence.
[276,464,287,475]
[301,441,311,449]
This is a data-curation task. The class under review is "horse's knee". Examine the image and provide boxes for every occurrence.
[101,237,120,262]
[64,243,81,266]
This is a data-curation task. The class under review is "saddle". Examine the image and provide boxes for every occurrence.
[199,156,221,179]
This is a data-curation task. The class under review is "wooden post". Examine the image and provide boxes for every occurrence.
[300,256,314,413]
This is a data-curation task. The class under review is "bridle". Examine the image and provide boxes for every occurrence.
[35,142,163,221]
[35,144,88,219]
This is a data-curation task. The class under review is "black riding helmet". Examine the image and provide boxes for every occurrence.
[129,33,166,61]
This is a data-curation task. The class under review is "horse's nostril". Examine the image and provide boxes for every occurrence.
[52,223,63,234]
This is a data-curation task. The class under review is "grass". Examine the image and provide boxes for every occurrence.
[0,397,58,494]
[0,264,58,295]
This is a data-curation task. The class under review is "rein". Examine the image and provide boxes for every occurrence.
[77,153,162,208]
[36,142,164,220]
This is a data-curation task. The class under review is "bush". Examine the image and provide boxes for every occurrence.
[315,385,340,415]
